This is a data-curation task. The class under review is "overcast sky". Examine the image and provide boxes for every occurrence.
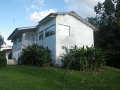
[0,0,105,46]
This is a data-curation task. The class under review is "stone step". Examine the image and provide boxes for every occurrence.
[7,60,17,65]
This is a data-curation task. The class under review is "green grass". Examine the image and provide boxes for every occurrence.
[0,65,120,90]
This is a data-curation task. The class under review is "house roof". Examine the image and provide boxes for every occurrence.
[0,45,12,51]
[38,11,98,31]
[8,11,98,40]
[8,26,37,40]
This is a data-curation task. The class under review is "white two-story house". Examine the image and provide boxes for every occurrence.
[8,11,97,66]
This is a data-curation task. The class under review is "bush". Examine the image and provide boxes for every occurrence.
[61,45,106,71]
[0,52,7,67]
[106,50,120,68]
[21,44,51,67]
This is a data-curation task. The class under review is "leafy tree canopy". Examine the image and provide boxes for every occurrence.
[87,0,120,50]
[0,34,6,49]
[87,0,120,68]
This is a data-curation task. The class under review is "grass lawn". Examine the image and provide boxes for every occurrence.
[0,65,120,90]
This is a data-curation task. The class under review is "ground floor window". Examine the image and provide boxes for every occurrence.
[8,52,12,59]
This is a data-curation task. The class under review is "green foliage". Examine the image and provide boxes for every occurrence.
[0,35,6,48]
[87,0,120,68]
[106,50,120,68]
[21,44,51,67]
[0,52,7,67]
[62,45,106,71]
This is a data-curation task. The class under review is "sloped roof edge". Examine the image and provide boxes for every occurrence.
[7,26,37,40]
[38,11,98,31]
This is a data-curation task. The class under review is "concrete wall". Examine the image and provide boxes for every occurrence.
[12,31,36,62]
[7,60,17,65]
[22,31,36,48]
[12,39,22,61]
[37,18,56,64]
[5,51,11,60]
[0,46,12,61]
[56,15,94,66]
[11,14,94,66]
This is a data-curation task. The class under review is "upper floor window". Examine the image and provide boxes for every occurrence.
[45,25,55,38]
[39,31,43,40]
[25,34,35,41]
[13,39,17,45]
[36,33,38,41]
[58,24,70,36]
[18,35,22,42]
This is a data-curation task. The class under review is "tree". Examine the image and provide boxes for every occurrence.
[89,0,120,68]
[0,34,6,49]
[0,34,7,67]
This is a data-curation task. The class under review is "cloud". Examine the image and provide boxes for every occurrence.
[64,0,105,18]
[31,5,38,9]
[29,9,56,22]
[26,8,30,11]
[18,0,44,12]
[36,0,44,6]
[34,0,44,10]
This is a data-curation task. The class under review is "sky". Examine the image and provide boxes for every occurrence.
[0,0,105,46]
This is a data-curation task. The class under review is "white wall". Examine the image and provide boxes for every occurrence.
[22,31,36,48]
[12,40,22,61]
[12,31,36,61]
[11,14,94,66]
[56,15,94,66]
[37,18,56,64]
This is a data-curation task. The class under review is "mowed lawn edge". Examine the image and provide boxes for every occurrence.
[0,65,120,90]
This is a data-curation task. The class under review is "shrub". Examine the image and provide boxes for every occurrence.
[61,45,106,71]
[0,52,7,67]
[106,50,120,68]
[21,44,51,67]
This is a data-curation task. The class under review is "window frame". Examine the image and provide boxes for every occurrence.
[13,39,17,45]
[45,24,55,38]
[36,33,38,41]
[58,24,70,36]
[25,34,35,41]
[18,35,22,42]
[39,31,43,40]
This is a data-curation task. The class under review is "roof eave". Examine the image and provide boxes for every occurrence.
[8,26,37,40]
[70,11,98,31]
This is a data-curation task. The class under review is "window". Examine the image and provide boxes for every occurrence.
[45,25,55,38]
[58,24,70,36]
[61,46,66,49]
[25,34,35,41]
[36,33,38,41]
[30,34,35,41]
[25,34,30,40]
[13,39,17,45]
[18,35,22,42]
[39,31,43,40]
